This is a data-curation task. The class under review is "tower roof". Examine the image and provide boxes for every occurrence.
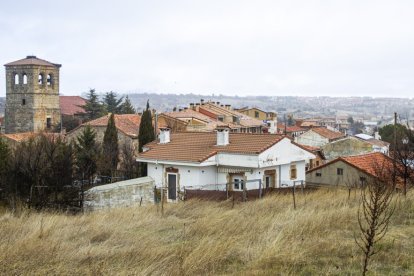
[4,56,61,68]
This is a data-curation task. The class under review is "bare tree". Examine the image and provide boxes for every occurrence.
[355,167,396,275]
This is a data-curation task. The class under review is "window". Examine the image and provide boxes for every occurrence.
[290,164,297,180]
[316,160,320,166]
[316,172,322,177]
[233,177,244,190]
[46,118,52,129]
[23,74,27,84]
[14,74,19,85]
[47,74,52,86]
[22,99,26,105]
[38,74,44,85]
[360,177,366,186]
[255,111,259,118]
[218,116,224,122]
[337,168,344,175]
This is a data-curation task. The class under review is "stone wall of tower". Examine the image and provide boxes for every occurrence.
[5,63,61,134]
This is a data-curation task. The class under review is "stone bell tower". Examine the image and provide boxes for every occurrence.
[4,56,61,134]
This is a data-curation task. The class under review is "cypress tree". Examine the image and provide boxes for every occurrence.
[138,100,155,153]
[138,100,155,176]
[102,113,119,179]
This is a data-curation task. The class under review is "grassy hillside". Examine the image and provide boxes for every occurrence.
[0,190,413,275]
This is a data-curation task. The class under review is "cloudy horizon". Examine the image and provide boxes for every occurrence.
[1,0,414,98]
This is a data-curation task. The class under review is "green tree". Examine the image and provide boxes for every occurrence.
[347,116,354,124]
[75,125,100,183]
[120,95,136,114]
[103,91,123,114]
[82,89,105,121]
[0,138,10,198]
[379,124,407,146]
[138,100,155,176]
[101,113,119,179]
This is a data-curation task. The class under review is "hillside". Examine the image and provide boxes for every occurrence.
[1,190,413,275]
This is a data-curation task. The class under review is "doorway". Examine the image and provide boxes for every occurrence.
[167,173,177,200]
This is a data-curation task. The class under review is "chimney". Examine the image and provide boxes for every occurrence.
[200,99,205,105]
[216,126,230,146]
[225,104,231,110]
[159,127,171,144]
[189,103,194,110]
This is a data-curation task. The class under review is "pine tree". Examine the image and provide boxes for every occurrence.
[120,95,136,114]
[75,125,99,183]
[103,91,123,114]
[82,89,105,121]
[138,101,155,176]
[102,113,119,179]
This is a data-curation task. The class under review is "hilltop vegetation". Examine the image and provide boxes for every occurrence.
[1,190,413,275]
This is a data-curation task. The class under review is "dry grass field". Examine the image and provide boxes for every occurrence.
[0,190,413,275]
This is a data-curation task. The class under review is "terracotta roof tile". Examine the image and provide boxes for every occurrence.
[307,152,396,179]
[139,132,285,163]
[4,56,61,67]
[84,114,141,138]
[311,127,345,140]
[1,132,64,142]
[60,96,87,116]
[277,123,306,133]
[342,152,394,177]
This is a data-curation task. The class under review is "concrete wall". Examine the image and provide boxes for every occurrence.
[321,137,373,160]
[306,160,371,187]
[85,176,155,210]
[296,130,329,147]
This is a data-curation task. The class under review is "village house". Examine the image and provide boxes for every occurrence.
[66,114,141,151]
[306,152,397,188]
[296,127,345,147]
[236,107,277,121]
[277,123,306,138]
[0,132,64,148]
[321,135,390,160]
[137,127,315,201]
[0,117,4,134]
[160,100,277,133]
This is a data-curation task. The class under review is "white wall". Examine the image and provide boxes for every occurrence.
[296,130,329,147]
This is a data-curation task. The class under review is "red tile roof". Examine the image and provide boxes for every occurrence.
[277,123,306,133]
[4,56,61,67]
[60,96,87,116]
[139,132,285,163]
[1,132,64,142]
[75,114,141,138]
[311,127,345,140]
[307,152,395,179]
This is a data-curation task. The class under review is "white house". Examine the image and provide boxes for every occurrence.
[296,127,345,147]
[137,127,315,201]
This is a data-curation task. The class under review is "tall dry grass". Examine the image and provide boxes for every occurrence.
[0,189,413,275]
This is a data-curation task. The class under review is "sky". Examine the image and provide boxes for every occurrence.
[1,0,414,98]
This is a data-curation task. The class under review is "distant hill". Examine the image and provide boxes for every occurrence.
[1,94,414,120]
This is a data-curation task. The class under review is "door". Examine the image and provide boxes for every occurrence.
[167,173,177,200]
[265,175,271,189]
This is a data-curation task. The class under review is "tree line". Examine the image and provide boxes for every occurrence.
[0,100,155,211]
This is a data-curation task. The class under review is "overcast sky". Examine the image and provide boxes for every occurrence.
[1,0,414,98]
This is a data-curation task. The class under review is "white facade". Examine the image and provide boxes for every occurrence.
[140,137,315,201]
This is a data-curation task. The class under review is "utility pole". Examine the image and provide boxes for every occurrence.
[393,112,397,187]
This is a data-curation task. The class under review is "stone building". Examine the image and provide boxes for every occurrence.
[4,56,61,134]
